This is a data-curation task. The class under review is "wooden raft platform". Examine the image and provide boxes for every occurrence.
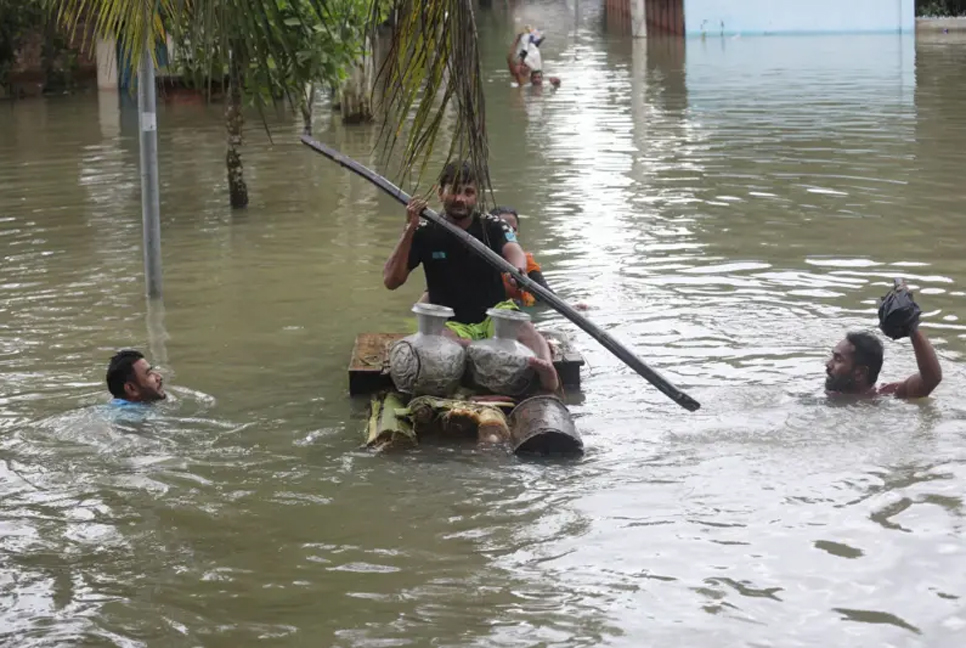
[348,330,586,396]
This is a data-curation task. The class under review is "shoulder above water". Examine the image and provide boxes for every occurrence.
[110,398,145,407]
[481,213,517,241]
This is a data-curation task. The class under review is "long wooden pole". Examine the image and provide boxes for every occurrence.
[301,135,701,412]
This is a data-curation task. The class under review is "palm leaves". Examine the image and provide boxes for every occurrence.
[52,0,174,69]
[373,0,490,196]
[49,0,490,196]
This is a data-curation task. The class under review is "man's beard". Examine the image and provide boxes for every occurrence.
[825,372,857,393]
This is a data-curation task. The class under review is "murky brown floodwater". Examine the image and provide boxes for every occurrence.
[3,3,966,646]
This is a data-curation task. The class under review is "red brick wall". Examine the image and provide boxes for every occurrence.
[646,0,686,36]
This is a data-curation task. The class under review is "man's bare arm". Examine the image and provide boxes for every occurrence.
[383,198,425,290]
[502,242,528,276]
[884,329,942,398]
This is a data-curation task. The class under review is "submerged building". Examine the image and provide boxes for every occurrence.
[606,0,916,37]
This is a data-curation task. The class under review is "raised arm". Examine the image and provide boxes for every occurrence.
[885,328,942,399]
[383,198,424,290]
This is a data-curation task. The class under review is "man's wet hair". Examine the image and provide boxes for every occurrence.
[106,349,144,398]
[846,331,884,384]
[490,206,520,232]
[438,161,478,190]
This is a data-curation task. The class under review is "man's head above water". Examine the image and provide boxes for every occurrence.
[437,161,479,220]
[106,349,166,403]
[825,331,884,394]
[491,206,519,233]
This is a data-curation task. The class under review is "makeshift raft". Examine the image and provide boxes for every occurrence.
[366,391,584,457]
[352,329,586,456]
[348,329,585,396]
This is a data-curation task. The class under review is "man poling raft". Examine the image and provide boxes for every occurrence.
[384,161,562,395]
[300,135,701,415]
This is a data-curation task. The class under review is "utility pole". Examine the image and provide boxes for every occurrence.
[137,28,163,298]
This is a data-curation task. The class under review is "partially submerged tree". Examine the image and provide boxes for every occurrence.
[51,0,492,206]
[166,0,375,206]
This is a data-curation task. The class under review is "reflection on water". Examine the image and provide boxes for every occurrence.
[2,5,966,646]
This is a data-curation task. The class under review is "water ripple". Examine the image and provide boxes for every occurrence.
[1,13,966,648]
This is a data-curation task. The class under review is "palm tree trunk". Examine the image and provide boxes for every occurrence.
[226,45,248,209]
[300,83,314,135]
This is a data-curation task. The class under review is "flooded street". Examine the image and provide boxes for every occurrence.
[2,3,966,646]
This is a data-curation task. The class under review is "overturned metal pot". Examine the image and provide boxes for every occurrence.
[508,394,583,457]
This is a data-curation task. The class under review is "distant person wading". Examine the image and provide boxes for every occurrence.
[507,26,560,89]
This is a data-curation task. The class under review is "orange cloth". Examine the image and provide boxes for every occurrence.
[503,252,542,307]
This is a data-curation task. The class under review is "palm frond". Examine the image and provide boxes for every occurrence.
[372,0,490,200]
[57,0,170,68]
[51,0,490,198]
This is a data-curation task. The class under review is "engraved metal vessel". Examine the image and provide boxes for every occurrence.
[388,303,466,397]
[466,308,536,396]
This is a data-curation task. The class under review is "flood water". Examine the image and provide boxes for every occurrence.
[3,3,966,646]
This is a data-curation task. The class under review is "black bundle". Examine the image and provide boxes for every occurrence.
[878,280,922,340]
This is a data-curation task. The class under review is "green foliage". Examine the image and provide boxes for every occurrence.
[50,0,493,196]
[169,0,378,107]
[917,0,966,16]
[376,0,492,197]
[0,0,49,89]
[244,0,373,106]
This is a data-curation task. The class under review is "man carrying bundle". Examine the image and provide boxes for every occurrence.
[825,280,942,399]
[507,26,560,89]
[382,161,560,393]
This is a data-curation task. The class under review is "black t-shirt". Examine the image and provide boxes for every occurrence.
[408,213,516,324]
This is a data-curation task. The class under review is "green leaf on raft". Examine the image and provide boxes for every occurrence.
[366,391,416,450]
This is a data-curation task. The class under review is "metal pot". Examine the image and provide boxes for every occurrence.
[466,308,536,396]
[508,394,583,456]
[388,303,466,397]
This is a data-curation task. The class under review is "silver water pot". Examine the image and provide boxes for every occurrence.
[388,303,466,396]
[466,308,536,396]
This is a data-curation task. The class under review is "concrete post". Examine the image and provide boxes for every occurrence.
[95,38,118,90]
[97,90,120,139]
[631,0,647,38]
[146,297,169,367]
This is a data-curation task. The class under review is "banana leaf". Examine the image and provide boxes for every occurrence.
[366,391,416,451]
[395,395,513,443]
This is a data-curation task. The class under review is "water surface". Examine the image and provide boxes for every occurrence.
[2,5,966,647]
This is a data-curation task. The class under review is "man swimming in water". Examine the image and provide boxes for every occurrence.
[106,349,166,404]
[825,284,942,399]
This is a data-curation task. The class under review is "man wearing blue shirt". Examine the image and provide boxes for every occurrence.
[106,349,166,405]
